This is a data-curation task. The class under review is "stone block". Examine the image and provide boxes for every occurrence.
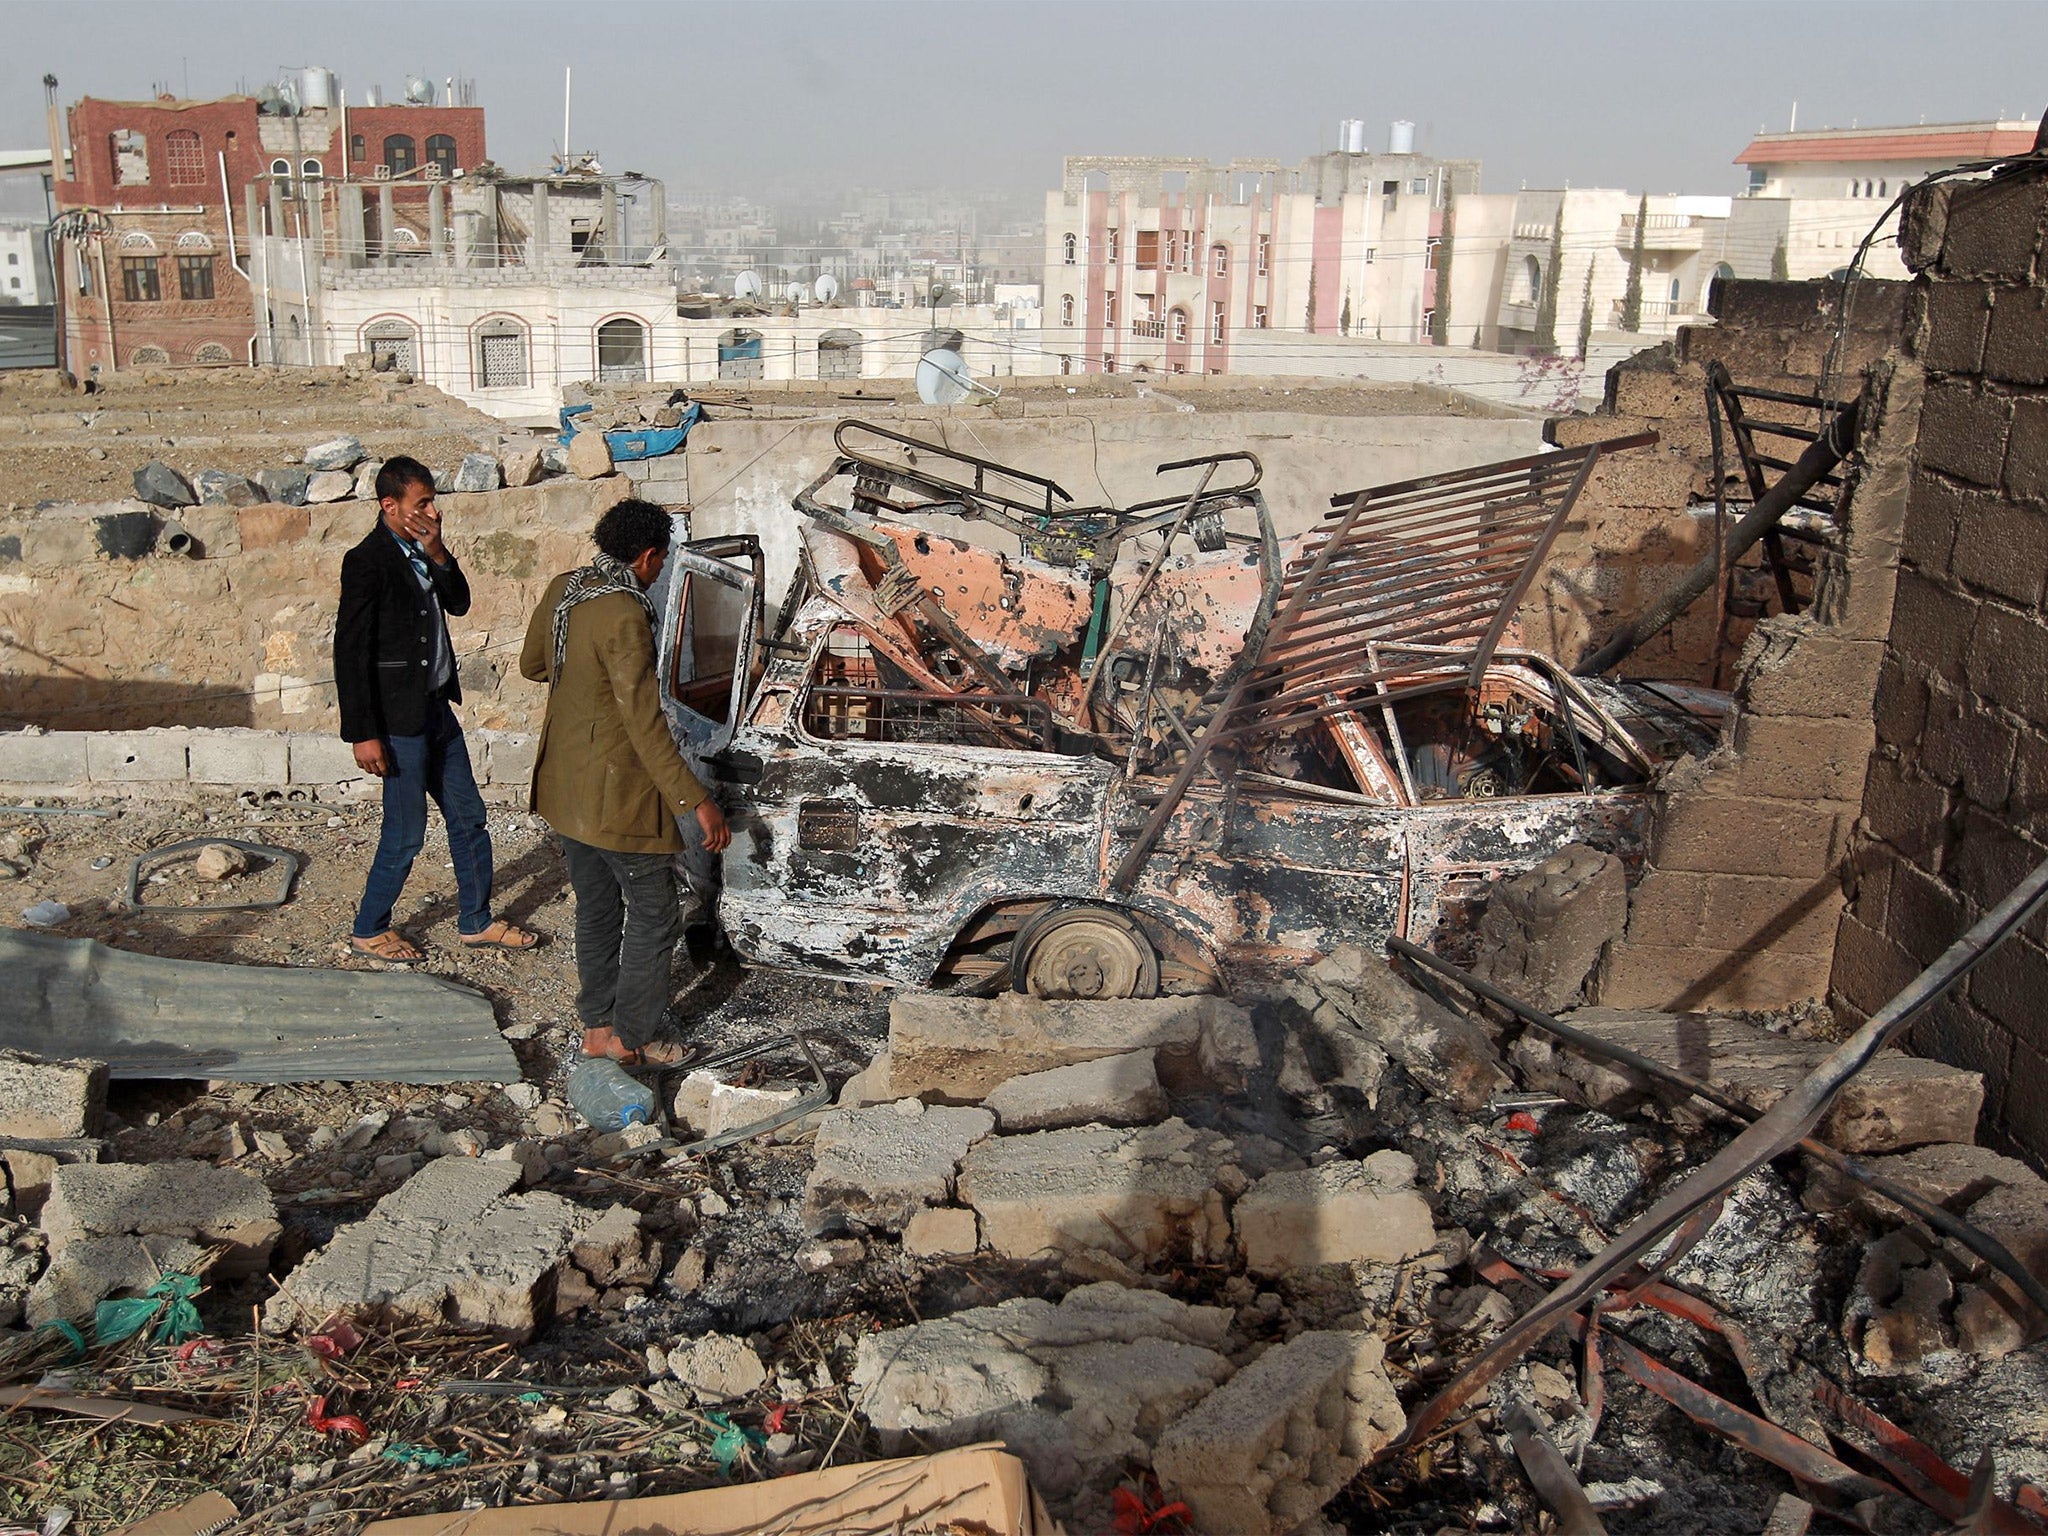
[1731,714,1875,803]
[1233,1151,1436,1276]
[1940,175,2048,283]
[1153,1330,1405,1536]
[0,1141,98,1218]
[903,1206,979,1258]
[500,447,543,487]
[957,1118,1237,1266]
[479,731,537,787]
[0,1052,106,1140]
[454,453,501,493]
[1918,695,2017,809]
[28,1234,209,1328]
[43,1161,278,1276]
[1921,281,1994,375]
[1281,946,1508,1111]
[256,468,310,507]
[567,429,614,479]
[239,503,310,549]
[1917,383,2012,489]
[886,993,1259,1102]
[1735,621,1888,721]
[305,469,355,504]
[303,435,365,473]
[801,1100,994,1234]
[1966,602,2048,721]
[1984,285,2048,386]
[2008,399,2048,502]
[1656,793,1848,879]
[264,1157,590,1341]
[0,732,88,784]
[1470,844,1628,1013]
[1950,494,2048,607]
[1887,571,1977,684]
[16,517,98,566]
[194,470,263,508]
[86,729,190,782]
[569,1205,642,1286]
[187,730,289,785]
[181,506,240,557]
[131,461,196,509]
[288,733,366,785]
[353,460,385,502]
[983,1049,1166,1133]
[669,1071,802,1140]
[1515,1007,1982,1152]
[669,1332,767,1402]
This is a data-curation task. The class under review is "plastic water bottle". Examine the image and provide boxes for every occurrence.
[566,1058,658,1131]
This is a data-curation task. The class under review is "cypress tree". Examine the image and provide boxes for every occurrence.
[1576,263,1594,360]
[1771,238,1790,281]
[1534,214,1563,351]
[1621,193,1647,332]
[1431,191,1456,345]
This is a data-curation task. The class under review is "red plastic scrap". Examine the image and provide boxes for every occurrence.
[307,1394,369,1444]
[1111,1479,1192,1534]
[305,1319,364,1362]
[1504,1112,1542,1135]
[762,1403,791,1435]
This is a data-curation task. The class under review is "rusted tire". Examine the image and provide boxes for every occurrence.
[1013,904,1160,1001]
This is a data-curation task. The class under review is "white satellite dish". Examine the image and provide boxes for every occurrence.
[785,281,808,305]
[733,270,762,300]
[814,273,840,304]
[915,347,1000,407]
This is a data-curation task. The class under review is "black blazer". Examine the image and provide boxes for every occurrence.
[335,521,472,743]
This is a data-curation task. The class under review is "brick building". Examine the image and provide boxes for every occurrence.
[51,91,484,374]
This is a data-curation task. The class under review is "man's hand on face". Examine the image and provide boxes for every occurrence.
[353,739,393,777]
[384,483,447,564]
[695,797,731,853]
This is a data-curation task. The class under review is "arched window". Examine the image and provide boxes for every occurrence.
[596,316,649,381]
[165,131,204,187]
[363,316,419,375]
[1062,233,1077,265]
[1211,244,1228,279]
[474,315,528,388]
[1170,307,1188,343]
[301,158,323,182]
[119,231,157,251]
[383,135,416,175]
[818,327,863,380]
[1523,254,1542,304]
[717,327,763,381]
[129,345,170,366]
[1704,260,1734,313]
[193,342,232,365]
[1058,354,1073,376]
[1878,179,1887,198]
[1060,294,1075,325]
[176,230,212,250]
[270,157,292,195]
[426,135,458,178]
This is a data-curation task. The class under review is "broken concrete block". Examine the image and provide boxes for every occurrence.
[1153,1330,1406,1536]
[567,429,614,479]
[500,447,543,487]
[982,1049,1166,1133]
[303,435,366,473]
[1471,844,1628,1012]
[0,1148,59,1216]
[352,460,384,502]
[802,1100,994,1234]
[903,1206,979,1258]
[256,468,310,507]
[305,469,356,504]
[888,993,1259,1103]
[0,1051,107,1139]
[1282,947,1508,1112]
[28,1234,210,1328]
[1234,1151,1437,1276]
[571,1206,642,1287]
[852,1283,1234,1519]
[1515,1009,1983,1152]
[1850,1229,1954,1369]
[453,453,501,493]
[668,1332,767,1402]
[132,461,196,509]
[263,1157,591,1341]
[836,1052,895,1108]
[670,1071,803,1140]
[194,469,263,507]
[43,1160,277,1276]
[957,1118,1238,1266]
[1955,1284,2029,1356]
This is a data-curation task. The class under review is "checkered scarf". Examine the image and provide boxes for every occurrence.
[550,553,656,680]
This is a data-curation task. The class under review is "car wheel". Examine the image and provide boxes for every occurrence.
[1013,904,1161,1001]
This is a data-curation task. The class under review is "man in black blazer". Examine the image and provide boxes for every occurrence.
[334,456,537,962]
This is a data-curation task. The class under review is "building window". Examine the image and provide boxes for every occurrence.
[1747,166,1767,194]
[165,130,204,187]
[1060,294,1075,325]
[120,256,160,302]
[1104,291,1116,325]
[1251,304,1268,330]
[1522,254,1542,303]
[383,135,417,175]
[1364,246,1377,264]
[364,317,419,374]
[1211,244,1228,279]
[1878,179,1888,198]
[302,158,323,183]
[1062,233,1076,265]
[110,130,149,186]
[175,230,211,250]
[596,316,649,381]
[129,345,170,366]
[1256,234,1270,275]
[426,135,458,179]
[1170,308,1188,343]
[193,342,232,365]
[1209,301,1225,344]
[350,133,366,163]
[1135,230,1159,267]
[177,254,214,301]
[1410,176,1429,195]
[1059,354,1072,375]
[475,318,528,388]
[1165,233,1177,268]
[818,327,863,379]
[270,157,293,196]
[5,253,15,264]
[1106,229,1118,263]
[1180,238,1192,274]
[1380,180,1398,196]
[1102,353,1115,373]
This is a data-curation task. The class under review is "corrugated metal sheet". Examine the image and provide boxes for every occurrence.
[1733,126,2037,165]
[0,929,518,1084]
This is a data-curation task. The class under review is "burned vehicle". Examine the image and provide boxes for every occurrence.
[655,422,1724,999]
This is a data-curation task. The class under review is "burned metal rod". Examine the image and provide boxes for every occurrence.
[1388,936,2048,1324]
[1501,1400,1609,1536]
[1573,395,1859,677]
[1385,852,2048,1457]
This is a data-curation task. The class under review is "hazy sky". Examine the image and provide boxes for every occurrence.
[5,0,2044,208]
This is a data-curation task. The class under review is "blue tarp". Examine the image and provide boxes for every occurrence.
[559,400,703,460]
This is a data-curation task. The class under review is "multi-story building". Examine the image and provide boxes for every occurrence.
[0,220,44,305]
[1042,123,1480,376]
[49,74,484,373]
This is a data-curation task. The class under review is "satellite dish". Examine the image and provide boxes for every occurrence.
[813,273,840,304]
[915,348,1001,407]
[733,270,762,300]
[785,282,808,304]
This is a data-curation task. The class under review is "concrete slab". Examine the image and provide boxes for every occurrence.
[982,1050,1166,1133]
[41,1160,277,1276]
[801,1100,994,1234]
[1234,1151,1437,1276]
[27,1234,210,1328]
[0,1051,107,1140]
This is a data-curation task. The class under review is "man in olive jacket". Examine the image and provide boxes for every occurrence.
[521,498,730,1065]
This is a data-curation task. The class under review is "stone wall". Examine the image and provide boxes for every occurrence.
[1831,166,2048,1162]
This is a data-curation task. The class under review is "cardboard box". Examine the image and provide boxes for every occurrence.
[111,1492,240,1536]
[361,1443,1063,1536]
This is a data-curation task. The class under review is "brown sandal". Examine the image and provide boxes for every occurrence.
[460,920,540,952]
[350,930,423,963]
[581,1028,696,1068]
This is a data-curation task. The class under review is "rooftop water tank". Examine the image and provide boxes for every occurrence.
[297,67,335,110]
[404,75,434,105]
[1340,119,1367,155]
[1389,120,1416,155]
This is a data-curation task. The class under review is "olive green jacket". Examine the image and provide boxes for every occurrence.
[519,572,708,854]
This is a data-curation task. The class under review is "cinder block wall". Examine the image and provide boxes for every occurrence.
[1832,167,2048,1163]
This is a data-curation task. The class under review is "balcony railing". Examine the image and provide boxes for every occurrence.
[1131,317,1166,339]
[1618,212,1705,249]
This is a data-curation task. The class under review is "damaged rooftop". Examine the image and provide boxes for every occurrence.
[0,156,2043,1536]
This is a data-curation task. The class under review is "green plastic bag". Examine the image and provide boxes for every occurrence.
[93,1273,203,1347]
[704,1410,765,1474]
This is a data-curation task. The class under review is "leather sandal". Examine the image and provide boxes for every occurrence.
[350,930,423,963]
[599,1039,699,1068]
[459,920,539,952]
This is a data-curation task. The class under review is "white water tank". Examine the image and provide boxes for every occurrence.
[361,84,382,107]
[298,67,335,110]
[1339,119,1367,155]
[404,75,435,105]
[1389,120,1416,155]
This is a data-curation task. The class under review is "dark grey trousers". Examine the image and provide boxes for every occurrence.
[560,834,682,1050]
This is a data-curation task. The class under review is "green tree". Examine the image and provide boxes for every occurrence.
[1621,193,1647,332]
[1431,192,1456,345]
[1340,291,1353,337]
[1771,238,1790,281]
[1576,263,1595,360]
[1534,215,1564,351]
[1306,264,1319,336]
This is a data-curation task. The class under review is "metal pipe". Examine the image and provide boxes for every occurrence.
[1389,936,2048,1324]
[1574,395,1859,677]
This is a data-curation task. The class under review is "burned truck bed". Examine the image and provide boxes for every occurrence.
[658,422,1723,997]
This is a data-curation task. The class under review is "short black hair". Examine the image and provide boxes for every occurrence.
[376,455,434,505]
[593,498,673,565]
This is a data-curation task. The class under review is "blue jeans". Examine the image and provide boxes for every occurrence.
[352,698,495,939]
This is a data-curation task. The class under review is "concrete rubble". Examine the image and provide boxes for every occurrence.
[0,1050,107,1141]
[800,1099,994,1234]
